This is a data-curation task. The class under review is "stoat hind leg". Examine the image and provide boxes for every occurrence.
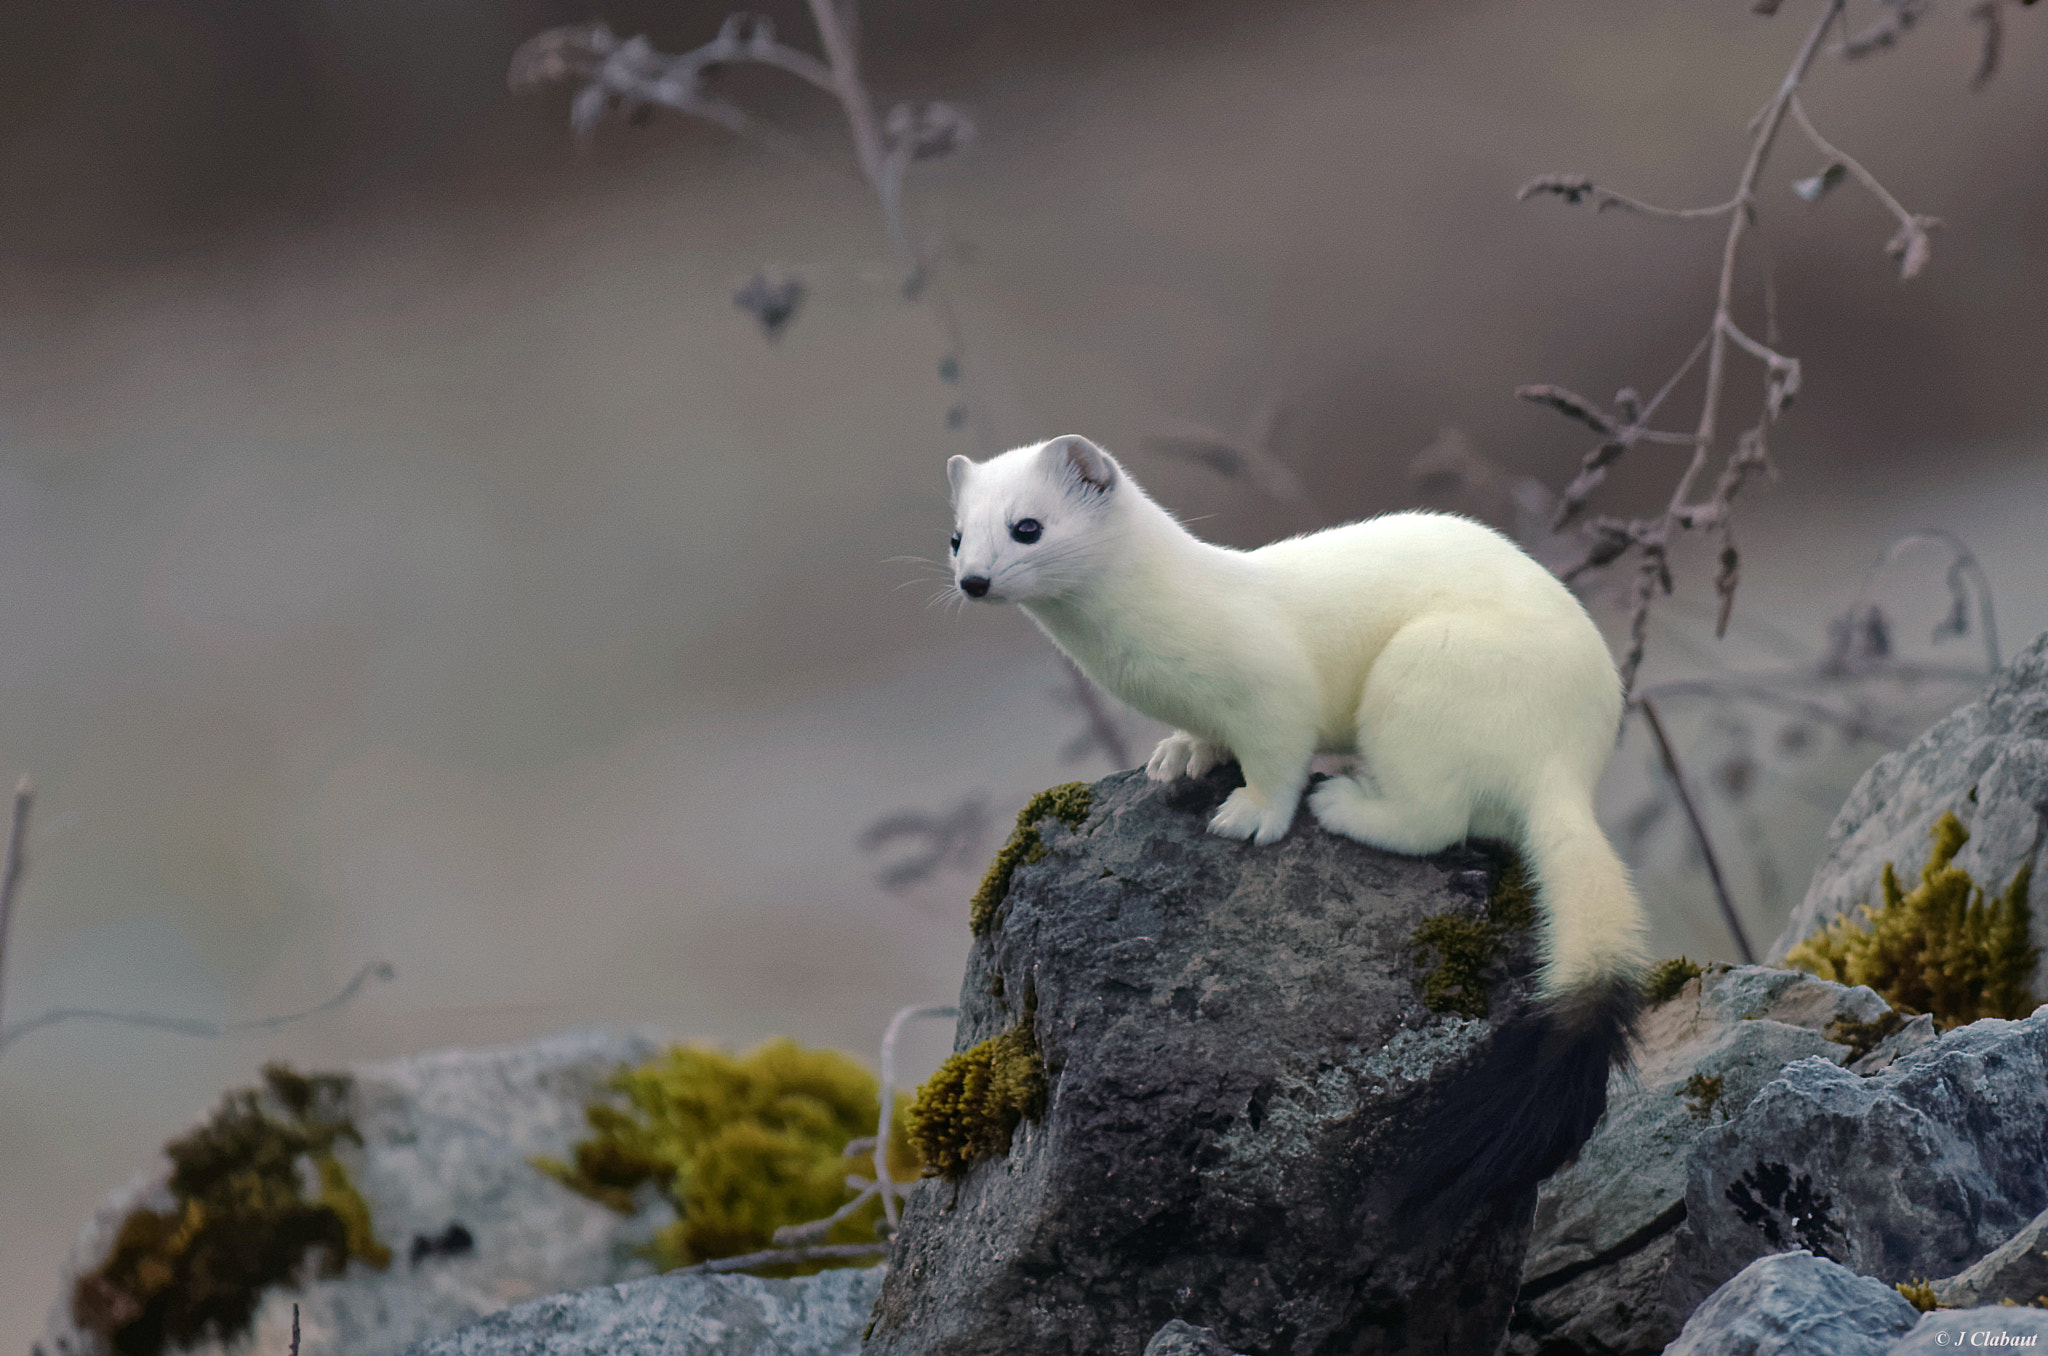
[1308,774,1469,853]
[1145,730,1225,782]
[1309,613,1506,855]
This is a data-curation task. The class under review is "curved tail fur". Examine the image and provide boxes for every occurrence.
[1398,773,1647,1224]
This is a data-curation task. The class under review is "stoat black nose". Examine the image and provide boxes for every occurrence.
[960,575,991,598]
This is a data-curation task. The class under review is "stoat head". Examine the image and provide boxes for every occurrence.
[946,435,1120,604]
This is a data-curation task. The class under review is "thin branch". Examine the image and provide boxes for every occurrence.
[1514,0,1976,688]
[1516,174,1743,220]
[1857,528,2001,671]
[873,1002,955,1226]
[0,777,31,1041]
[665,1241,892,1275]
[1635,699,1757,963]
[1786,94,1941,278]
[1629,678,1916,747]
[0,960,396,1056]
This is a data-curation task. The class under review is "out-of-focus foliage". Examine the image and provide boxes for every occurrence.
[70,1064,389,1356]
[1787,811,2036,1028]
[534,1039,916,1273]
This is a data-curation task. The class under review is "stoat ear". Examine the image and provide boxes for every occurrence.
[1042,435,1117,494]
[946,454,974,501]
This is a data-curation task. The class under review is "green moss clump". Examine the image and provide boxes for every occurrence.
[903,1019,1047,1180]
[1786,812,2038,1029]
[532,1039,917,1273]
[1644,957,1704,1005]
[1681,1072,1725,1118]
[969,783,1093,936]
[70,1064,390,1356]
[1896,1279,1943,1313]
[1410,850,1538,1019]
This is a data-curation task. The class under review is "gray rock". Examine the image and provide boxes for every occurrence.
[1934,1206,2048,1310]
[39,1028,676,1356]
[400,1265,885,1356]
[1851,1014,1940,1076]
[1769,629,2048,987]
[1506,966,1893,1355]
[1142,1319,1245,1356]
[1666,1007,2048,1317]
[864,766,1556,1356]
[1663,1251,1918,1356]
[1890,1307,2048,1355]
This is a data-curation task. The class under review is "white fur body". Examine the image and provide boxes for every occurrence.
[946,437,1647,998]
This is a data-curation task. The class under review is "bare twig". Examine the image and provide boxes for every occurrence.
[1856,528,2001,672]
[1517,174,1742,220]
[1636,699,1757,963]
[1786,95,1941,278]
[667,1241,892,1275]
[1970,1,2006,90]
[511,5,994,446]
[1518,0,1967,689]
[0,959,396,1056]
[290,1304,300,1356]
[0,777,31,1041]
[859,799,989,892]
[874,1002,955,1226]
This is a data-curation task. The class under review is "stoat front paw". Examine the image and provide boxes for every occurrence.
[1211,786,1297,845]
[1207,787,1268,841]
[1146,731,1222,782]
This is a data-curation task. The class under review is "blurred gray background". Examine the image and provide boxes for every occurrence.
[2,0,2046,1341]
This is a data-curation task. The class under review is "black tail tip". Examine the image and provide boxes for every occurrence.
[1393,974,1642,1234]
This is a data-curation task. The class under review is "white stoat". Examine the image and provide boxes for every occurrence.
[946,435,1648,1210]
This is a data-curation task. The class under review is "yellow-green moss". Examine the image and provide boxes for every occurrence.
[1787,812,2038,1029]
[1897,1280,1943,1313]
[70,1064,389,1356]
[1645,957,1704,1005]
[969,783,1093,936]
[1410,850,1539,1019]
[1681,1072,1725,1119]
[903,1019,1047,1179]
[532,1039,917,1273]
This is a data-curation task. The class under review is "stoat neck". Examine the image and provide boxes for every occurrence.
[1018,495,1230,692]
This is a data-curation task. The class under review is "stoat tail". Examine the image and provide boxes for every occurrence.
[1397,767,1646,1228]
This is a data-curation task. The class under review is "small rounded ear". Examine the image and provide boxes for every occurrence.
[1042,435,1118,493]
[946,454,974,500]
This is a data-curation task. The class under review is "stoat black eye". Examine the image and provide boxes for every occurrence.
[1010,519,1042,544]
[949,531,962,554]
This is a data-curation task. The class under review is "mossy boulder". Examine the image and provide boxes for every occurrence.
[1772,627,2048,997]
[38,1029,677,1356]
[867,765,1553,1356]
[68,1065,389,1356]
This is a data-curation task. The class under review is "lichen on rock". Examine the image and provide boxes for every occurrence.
[969,782,1092,936]
[69,1063,390,1356]
[903,1016,1046,1179]
[1786,809,2037,1028]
